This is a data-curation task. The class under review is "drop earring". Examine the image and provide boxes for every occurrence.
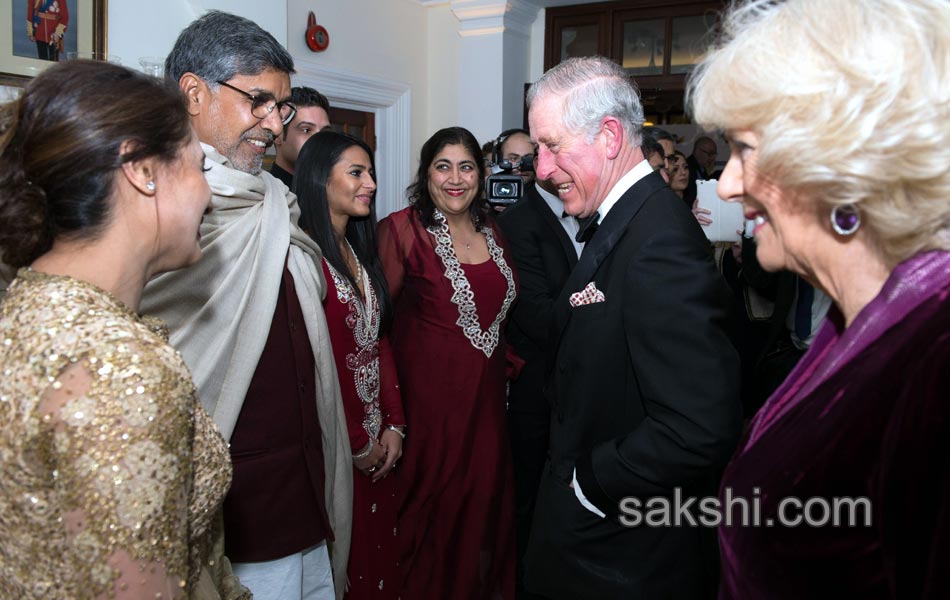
[146,180,156,192]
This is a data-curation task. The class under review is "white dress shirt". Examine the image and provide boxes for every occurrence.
[536,183,585,258]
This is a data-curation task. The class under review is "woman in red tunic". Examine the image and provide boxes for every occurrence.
[295,131,406,598]
[378,127,517,599]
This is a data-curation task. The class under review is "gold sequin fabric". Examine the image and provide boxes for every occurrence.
[0,269,233,598]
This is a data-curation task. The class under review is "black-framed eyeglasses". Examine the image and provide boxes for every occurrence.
[216,80,297,125]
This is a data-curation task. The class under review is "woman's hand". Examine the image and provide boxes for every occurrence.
[353,440,387,479]
[372,429,404,482]
[692,199,713,226]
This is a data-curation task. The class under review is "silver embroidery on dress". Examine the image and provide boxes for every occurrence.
[427,208,516,357]
[326,250,382,440]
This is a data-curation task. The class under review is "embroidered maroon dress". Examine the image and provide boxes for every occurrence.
[378,207,517,599]
[321,258,405,599]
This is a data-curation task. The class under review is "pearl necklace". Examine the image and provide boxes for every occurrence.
[427,208,516,357]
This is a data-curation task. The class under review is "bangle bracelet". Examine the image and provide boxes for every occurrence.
[352,438,373,460]
[385,425,406,439]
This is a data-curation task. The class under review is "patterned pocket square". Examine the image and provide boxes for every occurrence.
[569,281,606,307]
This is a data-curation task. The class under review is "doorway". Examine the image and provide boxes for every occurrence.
[328,106,376,151]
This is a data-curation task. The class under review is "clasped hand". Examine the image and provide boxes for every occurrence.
[353,429,404,482]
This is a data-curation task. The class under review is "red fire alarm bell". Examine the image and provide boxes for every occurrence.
[306,12,329,52]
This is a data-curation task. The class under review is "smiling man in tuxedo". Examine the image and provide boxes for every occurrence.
[522,56,742,599]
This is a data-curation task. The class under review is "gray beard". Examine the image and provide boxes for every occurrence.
[227,151,263,176]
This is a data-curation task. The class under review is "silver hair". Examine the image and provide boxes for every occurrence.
[164,11,294,85]
[527,56,644,146]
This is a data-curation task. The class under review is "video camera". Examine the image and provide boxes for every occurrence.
[485,154,533,207]
[485,128,536,208]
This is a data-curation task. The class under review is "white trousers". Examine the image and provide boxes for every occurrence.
[232,541,335,600]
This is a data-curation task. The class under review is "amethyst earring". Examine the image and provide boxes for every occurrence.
[831,203,860,236]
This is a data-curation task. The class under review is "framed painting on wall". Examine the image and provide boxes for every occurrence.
[1,0,106,86]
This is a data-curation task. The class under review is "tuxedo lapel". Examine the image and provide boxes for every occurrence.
[528,188,579,271]
[553,171,667,341]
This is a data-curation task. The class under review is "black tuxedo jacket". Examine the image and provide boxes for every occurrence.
[498,185,579,402]
[524,170,742,599]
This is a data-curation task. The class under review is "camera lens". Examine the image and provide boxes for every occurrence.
[495,183,515,197]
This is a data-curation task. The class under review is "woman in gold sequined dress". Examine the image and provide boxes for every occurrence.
[0,61,247,599]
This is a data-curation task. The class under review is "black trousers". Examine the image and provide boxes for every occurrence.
[507,385,550,600]
[36,41,59,62]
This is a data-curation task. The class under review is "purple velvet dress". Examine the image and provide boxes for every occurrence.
[718,251,949,599]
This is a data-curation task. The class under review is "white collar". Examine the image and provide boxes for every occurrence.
[596,159,654,224]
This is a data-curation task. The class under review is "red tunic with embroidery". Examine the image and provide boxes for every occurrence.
[321,258,404,599]
[378,207,517,599]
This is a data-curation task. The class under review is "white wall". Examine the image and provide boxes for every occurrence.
[427,4,464,134]
[528,8,546,85]
[108,0,287,69]
[501,29,531,133]
[285,0,430,160]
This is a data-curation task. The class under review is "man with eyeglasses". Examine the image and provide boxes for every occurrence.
[496,129,537,186]
[141,11,350,600]
[642,126,677,172]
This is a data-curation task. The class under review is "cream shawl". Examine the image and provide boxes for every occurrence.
[141,143,352,597]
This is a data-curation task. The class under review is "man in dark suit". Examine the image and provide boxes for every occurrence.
[523,56,742,599]
[498,156,584,599]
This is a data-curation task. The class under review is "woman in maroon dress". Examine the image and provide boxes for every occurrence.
[295,131,406,598]
[688,0,950,597]
[378,127,517,599]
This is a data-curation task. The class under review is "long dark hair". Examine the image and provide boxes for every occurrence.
[0,60,192,268]
[407,126,489,229]
[294,130,392,333]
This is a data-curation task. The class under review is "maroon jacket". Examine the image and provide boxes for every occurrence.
[224,265,333,562]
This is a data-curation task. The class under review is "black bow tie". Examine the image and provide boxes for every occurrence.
[575,212,600,243]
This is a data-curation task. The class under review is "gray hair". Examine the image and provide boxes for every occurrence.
[164,11,295,85]
[527,56,644,146]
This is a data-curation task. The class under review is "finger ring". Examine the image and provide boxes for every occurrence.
[368,466,377,473]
